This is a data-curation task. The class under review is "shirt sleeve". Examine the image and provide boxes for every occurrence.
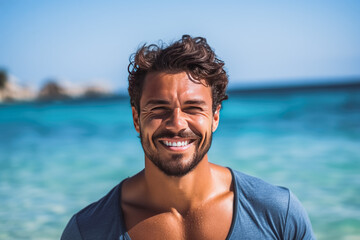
[61,214,83,240]
[283,191,316,240]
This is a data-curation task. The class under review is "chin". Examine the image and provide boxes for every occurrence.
[152,154,202,177]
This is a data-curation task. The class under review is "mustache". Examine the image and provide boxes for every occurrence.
[153,129,200,140]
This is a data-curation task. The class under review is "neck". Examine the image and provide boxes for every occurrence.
[143,155,215,214]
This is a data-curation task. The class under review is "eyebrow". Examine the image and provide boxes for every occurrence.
[145,99,170,106]
[184,100,206,105]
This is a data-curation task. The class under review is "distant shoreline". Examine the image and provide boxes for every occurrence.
[228,79,360,95]
[1,79,359,106]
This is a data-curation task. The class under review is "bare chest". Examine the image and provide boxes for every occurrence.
[124,201,234,240]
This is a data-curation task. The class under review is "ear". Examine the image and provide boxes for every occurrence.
[212,105,221,132]
[132,107,140,133]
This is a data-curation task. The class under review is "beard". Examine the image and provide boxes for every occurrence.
[139,127,213,177]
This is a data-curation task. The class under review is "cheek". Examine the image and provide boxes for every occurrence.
[141,118,163,137]
[189,116,212,137]
[196,117,209,127]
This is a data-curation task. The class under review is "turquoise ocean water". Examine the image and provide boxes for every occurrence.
[0,87,359,239]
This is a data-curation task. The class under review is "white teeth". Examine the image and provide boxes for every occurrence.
[162,140,190,147]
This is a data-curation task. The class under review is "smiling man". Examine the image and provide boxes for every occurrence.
[61,35,315,239]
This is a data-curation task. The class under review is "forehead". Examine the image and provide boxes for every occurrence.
[140,72,212,103]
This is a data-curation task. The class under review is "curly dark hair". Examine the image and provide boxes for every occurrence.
[128,35,229,113]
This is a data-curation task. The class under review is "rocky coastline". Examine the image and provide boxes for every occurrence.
[0,71,115,103]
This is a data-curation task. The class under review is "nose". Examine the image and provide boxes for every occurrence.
[165,108,187,132]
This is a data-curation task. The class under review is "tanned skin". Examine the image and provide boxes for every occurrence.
[121,72,234,240]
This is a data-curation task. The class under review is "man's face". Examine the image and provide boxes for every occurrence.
[132,72,220,177]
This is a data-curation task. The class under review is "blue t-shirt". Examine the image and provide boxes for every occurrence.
[61,169,315,239]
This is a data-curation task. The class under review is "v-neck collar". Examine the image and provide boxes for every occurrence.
[117,168,237,240]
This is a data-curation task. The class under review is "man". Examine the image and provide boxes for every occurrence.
[61,35,315,239]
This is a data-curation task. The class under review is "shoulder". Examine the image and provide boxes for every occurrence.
[284,191,316,239]
[61,183,126,240]
[230,169,315,239]
[61,214,83,240]
[231,169,290,211]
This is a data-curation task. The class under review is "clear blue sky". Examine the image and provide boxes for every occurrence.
[1,0,359,90]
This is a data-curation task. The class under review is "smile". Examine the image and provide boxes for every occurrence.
[158,139,195,150]
[162,140,189,147]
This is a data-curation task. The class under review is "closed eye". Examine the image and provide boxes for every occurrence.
[184,106,203,113]
[151,106,170,113]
